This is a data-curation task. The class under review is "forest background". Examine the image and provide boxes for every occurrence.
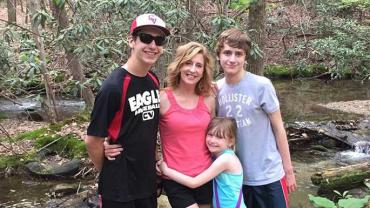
[1,1,370,207]
[1,0,370,122]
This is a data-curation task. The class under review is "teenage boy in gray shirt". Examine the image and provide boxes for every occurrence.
[215,28,296,208]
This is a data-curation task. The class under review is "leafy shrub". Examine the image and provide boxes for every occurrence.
[309,188,370,208]
[288,0,370,80]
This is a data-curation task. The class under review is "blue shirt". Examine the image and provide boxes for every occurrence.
[213,150,246,208]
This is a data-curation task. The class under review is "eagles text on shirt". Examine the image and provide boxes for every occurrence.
[128,89,160,120]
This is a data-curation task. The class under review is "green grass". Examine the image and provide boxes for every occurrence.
[13,127,49,141]
[0,154,35,169]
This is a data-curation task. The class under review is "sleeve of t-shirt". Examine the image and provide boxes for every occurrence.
[87,84,121,138]
[259,79,280,114]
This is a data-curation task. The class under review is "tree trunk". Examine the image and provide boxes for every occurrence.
[247,0,266,76]
[28,0,59,123]
[7,0,17,24]
[311,162,370,192]
[50,2,95,108]
[184,0,196,40]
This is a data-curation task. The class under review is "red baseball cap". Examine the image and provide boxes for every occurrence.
[130,13,170,36]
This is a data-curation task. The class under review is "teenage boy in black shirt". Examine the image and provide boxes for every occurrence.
[85,13,170,208]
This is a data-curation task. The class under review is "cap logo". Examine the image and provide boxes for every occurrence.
[148,14,157,24]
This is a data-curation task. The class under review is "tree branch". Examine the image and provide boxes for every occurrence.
[0,18,39,37]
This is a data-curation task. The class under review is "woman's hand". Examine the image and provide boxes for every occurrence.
[104,138,123,160]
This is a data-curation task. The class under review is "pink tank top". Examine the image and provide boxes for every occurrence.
[160,89,212,177]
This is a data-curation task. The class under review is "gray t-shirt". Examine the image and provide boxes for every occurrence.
[217,72,284,186]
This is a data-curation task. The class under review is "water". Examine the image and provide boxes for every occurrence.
[274,79,370,122]
[0,98,85,120]
[1,80,370,207]
[274,80,370,207]
[0,177,51,207]
[354,141,370,154]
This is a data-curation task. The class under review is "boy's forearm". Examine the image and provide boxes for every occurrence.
[268,111,294,174]
[275,130,294,174]
[85,135,105,171]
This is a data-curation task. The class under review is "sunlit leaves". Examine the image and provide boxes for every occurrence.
[338,196,370,208]
[52,0,65,8]
[32,10,53,28]
[249,41,263,60]
[340,0,370,9]
[309,190,370,208]
[308,194,337,208]
[0,39,11,71]
[229,0,257,11]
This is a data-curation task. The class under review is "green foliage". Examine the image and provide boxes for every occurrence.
[52,0,65,8]
[4,0,369,100]
[0,38,11,71]
[310,19,370,79]
[338,196,370,208]
[365,180,370,189]
[288,0,370,80]
[32,9,53,28]
[334,190,351,199]
[229,0,257,10]
[309,194,337,208]
[309,191,370,208]
[340,0,370,9]
[1,0,252,97]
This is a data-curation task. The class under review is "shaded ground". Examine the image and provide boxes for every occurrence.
[0,119,87,156]
[0,119,47,155]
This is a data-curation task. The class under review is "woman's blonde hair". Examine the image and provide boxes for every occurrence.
[207,117,237,149]
[166,42,214,96]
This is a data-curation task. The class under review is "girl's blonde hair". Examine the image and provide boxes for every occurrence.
[207,117,237,148]
[166,42,214,96]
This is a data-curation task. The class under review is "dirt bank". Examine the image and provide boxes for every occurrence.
[319,100,370,117]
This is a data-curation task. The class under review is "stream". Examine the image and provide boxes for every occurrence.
[1,79,370,208]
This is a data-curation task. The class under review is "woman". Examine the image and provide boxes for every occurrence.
[159,42,215,208]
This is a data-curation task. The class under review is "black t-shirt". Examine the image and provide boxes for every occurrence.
[87,67,160,202]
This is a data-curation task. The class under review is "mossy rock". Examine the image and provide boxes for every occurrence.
[25,159,80,179]
[1,114,88,173]
[34,134,87,158]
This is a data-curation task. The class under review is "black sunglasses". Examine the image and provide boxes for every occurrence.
[137,33,166,46]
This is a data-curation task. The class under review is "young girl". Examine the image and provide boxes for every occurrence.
[159,117,246,208]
